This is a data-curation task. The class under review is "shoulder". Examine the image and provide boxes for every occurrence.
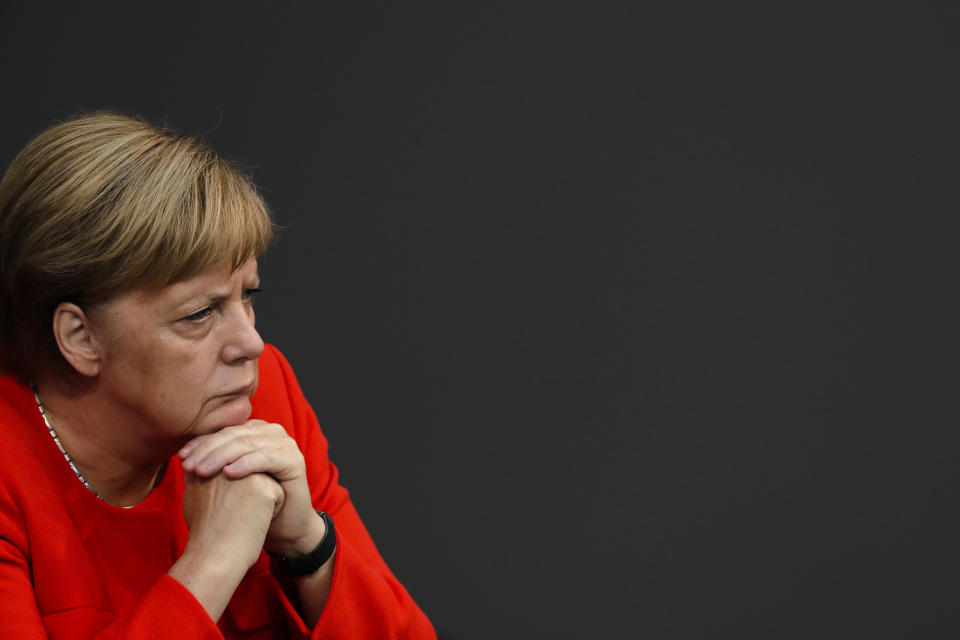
[0,375,35,423]
[254,343,300,400]
[251,344,312,432]
[256,343,294,381]
[0,377,64,547]
[0,377,48,465]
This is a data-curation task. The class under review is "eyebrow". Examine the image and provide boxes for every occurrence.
[174,274,261,311]
[206,280,260,306]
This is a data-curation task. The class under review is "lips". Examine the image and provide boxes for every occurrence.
[220,381,255,399]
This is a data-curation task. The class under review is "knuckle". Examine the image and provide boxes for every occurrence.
[249,472,275,491]
[263,422,285,435]
[218,424,242,437]
[238,434,260,450]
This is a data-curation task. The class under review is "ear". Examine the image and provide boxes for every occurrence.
[52,302,103,378]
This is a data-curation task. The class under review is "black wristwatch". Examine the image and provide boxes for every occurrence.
[268,510,337,576]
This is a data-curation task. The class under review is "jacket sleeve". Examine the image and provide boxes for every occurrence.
[0,516,223,640]
[259,345,436,640]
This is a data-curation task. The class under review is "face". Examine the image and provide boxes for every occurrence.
[89,257,264,443]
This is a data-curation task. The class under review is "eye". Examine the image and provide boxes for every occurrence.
[183,306,214,323]
[242,287,261,303]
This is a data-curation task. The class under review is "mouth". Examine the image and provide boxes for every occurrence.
[219,381,256,399]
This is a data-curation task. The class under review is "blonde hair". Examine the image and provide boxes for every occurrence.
[0,112,274,379]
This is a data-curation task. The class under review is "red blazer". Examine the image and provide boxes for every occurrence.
[0,344,435,639]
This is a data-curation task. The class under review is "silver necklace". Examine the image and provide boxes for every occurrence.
[31,383,101,498]
[30,384,168,505]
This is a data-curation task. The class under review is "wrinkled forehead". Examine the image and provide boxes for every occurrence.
[137,257,261,303]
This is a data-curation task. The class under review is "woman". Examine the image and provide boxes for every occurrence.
[0,113,436,639]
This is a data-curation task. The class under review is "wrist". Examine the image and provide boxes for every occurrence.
[266,510,327,557]
[170,542,251,621]
[184,526,262,574]
[268,510,336,577]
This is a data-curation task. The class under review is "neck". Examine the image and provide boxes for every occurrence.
[32,376,176,507]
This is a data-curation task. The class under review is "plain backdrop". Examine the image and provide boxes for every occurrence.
[2,2,959,637]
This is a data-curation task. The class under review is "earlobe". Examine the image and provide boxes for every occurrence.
[52,302,102,377]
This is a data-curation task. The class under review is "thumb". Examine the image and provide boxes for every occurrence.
[271,485,286,518]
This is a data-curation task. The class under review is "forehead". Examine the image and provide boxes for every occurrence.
[115,258,260,311]
[164,258,259,297]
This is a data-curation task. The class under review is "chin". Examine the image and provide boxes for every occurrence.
[207,395,254,431]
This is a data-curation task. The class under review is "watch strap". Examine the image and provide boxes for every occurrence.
[268,510,336,576]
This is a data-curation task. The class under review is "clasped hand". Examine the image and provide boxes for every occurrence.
[178,420,324,566]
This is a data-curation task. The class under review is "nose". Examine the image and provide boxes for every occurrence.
[221,302,265,364]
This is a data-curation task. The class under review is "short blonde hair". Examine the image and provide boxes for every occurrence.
[0,112,274,380]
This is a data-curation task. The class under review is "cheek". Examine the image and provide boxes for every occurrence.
[154,362,226,430]
[152,348,218,404]
[179,357,221,393]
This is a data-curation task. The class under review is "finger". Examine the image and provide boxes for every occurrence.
[178,420,277,459]
[272,486,286,518]
[177,436,207,459]
[244,472,287,516]
[187,435,290,477]
[179,421,285,471]
[224,443,306,482]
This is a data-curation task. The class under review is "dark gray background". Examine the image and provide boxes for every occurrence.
[2,2,958,637]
